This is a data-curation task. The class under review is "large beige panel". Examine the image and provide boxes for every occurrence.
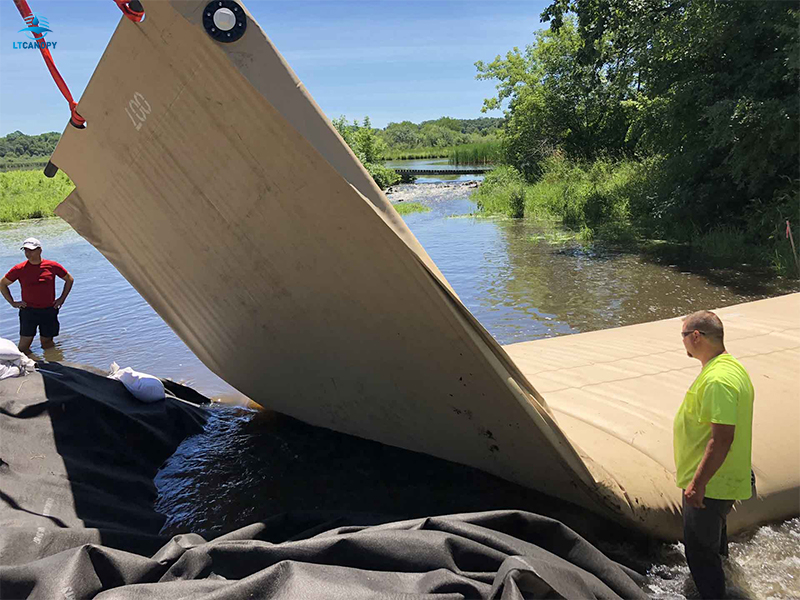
[47,0,799,540]
[50,0,597,517]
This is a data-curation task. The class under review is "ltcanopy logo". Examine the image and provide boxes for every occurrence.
[14,13,58,50]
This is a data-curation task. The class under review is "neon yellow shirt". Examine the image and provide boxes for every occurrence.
[673,353,754,500]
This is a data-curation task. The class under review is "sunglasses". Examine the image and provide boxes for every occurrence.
[681,330,706,337]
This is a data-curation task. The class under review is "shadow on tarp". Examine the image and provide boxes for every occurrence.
[0,362,207,564]
[0,364,651,599]
[156,406,650,558]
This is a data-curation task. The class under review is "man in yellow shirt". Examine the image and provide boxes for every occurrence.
[674,310,754,599]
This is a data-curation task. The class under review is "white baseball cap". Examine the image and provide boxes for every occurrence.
[20,237,42,250]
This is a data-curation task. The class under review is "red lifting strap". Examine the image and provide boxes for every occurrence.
[14,0,144,128]
[13,0,85,128]
[113,0,145,23]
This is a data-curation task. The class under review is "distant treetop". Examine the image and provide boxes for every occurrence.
[0,131,61,161]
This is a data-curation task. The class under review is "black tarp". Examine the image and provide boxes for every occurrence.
[0,364,648,599]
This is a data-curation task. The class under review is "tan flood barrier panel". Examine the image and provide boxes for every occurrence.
[49,0,799,540]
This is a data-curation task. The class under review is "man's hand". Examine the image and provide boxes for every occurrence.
[11,300,26,309]
[685,480,706,509]
[53,297,65,310]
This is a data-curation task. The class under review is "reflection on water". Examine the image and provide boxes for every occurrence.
[391,181,799,344]
[3,182,799,598]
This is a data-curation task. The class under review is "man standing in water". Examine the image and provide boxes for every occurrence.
[674,310,754,599]
[1,238,74,353]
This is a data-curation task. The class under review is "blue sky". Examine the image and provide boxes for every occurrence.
[0,1,550,136]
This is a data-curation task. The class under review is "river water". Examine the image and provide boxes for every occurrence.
[1,169,798,598]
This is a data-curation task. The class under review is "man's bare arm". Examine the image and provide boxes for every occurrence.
[0,277,25,308]
[53,273,74,309]
[685,423,735,507]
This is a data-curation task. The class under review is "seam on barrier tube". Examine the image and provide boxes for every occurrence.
[509,329,795,366]
[551,406,677,474]
[550,392,677,437]
[529,343,800,391]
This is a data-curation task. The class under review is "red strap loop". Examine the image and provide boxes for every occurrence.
[13,0,85,128]
[15,0,144,127]
[113,0,144,23]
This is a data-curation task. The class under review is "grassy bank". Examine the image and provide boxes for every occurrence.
[475,158,800,276]
[0,169,74,222]
[392,201,430,216]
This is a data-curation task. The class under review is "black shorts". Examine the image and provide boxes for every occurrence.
[19,307,60,338]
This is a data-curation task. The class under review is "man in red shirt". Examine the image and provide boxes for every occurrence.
[1,237,75,353]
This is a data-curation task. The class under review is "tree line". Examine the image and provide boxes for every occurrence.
[380,117,502,150]
[1,116,502,162]
[0,131,60,162]
[475,0,799,266]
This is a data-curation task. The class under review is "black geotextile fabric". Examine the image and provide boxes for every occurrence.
[0,363,648,600]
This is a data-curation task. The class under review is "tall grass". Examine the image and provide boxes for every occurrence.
[381,147,451,161]
[694,226,750,261]
[381,140,502,164]
[476,157,645,243]
[0,169,74,222]
[474,166,527,217]
[475,155,800,276]
[448,140,502,165]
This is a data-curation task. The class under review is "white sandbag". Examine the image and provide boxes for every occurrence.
[0,364,21,380]
[0,337,23,361]
[108,362,165,403]
[0,338,36,379]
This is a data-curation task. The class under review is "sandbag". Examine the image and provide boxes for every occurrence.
[108,361,166,402]
[0,337,35,380]
[0,337,22,361]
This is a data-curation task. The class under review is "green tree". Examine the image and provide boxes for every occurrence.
[424,117,462,133]
[476,18,635,177]
[332,116,398,190]
[353,116,387,164]
[420,123,461,147]
[540,0,800,238]
[382,121,422,149]
[0,131,61,161]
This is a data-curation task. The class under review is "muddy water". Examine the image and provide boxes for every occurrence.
[2,180,798,598]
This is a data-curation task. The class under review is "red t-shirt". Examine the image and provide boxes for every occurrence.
[4,260,68,309]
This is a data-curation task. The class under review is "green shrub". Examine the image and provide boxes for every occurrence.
[364,162,400,190]
[474,165,527,217]
[508,186,525,219]
[694,226,750,261]
[332,116,399,189]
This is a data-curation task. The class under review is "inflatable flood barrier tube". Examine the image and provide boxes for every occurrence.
[48,0,800,540]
